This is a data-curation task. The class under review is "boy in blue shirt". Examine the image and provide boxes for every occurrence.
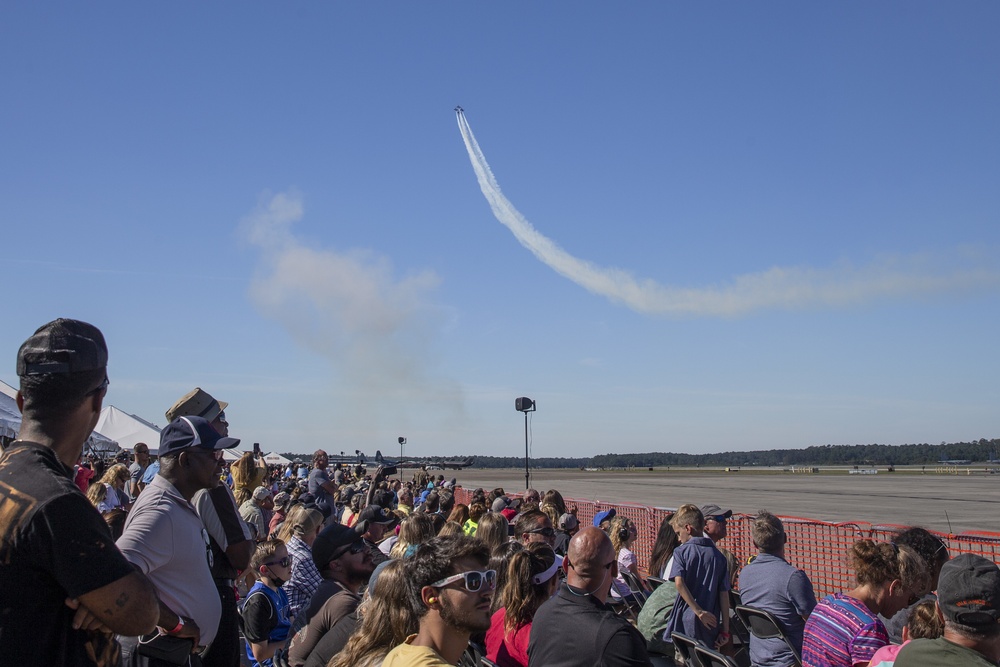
[664,503,731,651]
[242,539,293,667]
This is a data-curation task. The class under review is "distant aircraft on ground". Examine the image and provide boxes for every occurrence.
[376,450,475,470]
[939,458,972,465]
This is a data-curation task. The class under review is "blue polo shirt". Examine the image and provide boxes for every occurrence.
[738,552,817,667]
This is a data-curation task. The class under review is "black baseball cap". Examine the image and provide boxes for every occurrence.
[158,416,240,457]
[355,505,399,530]
[938,553,1000,626]
[313,523,364,569]
[17,319,108,377]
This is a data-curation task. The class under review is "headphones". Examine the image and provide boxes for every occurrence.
[617,520,631,543]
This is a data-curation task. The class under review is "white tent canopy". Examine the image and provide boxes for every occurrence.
[2,383,119,453]
[0,379,17,400]
[265,452,291,465]
[222,448,246,462]
[96,405,162,454]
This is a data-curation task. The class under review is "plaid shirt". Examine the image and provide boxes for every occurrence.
[285,535,322,618]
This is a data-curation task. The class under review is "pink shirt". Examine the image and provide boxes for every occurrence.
[74,465,94,492]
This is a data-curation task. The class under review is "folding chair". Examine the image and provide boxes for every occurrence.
[735,605,802,667]
[480,658,501,667]
[727,590,751,662]
[621,570,650,608]
[460,640,485,667]
[670,632,706,667]
[693,644,739,667]
[646,575,666,590]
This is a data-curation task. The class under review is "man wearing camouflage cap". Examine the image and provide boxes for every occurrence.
[896,553,1000,666]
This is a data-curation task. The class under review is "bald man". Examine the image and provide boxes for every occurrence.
[527,527,651,667]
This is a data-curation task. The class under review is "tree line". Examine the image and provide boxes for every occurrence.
[466,438,1000,469]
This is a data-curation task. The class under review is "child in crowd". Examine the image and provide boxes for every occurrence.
[242,539,293,667]
[868,600,943,667]
[663,503,731,657]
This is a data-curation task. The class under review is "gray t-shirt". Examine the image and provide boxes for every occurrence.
[738,553,817,667]
[308,467,334,514]
[117,475,221,646]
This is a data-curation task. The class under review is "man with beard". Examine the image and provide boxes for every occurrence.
[355,504,399,567]
[286,523,376,667]
[383,534,494,667]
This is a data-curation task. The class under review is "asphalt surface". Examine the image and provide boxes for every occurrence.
[449,467,1000,535]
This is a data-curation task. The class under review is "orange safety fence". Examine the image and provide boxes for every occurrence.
[454,488,1000,597]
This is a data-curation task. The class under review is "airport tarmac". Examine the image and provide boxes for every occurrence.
[447,467,1000,535]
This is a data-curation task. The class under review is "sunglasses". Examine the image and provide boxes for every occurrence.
[216,411,228,425]
[527,527,556,537]
[331,541,367,560]
[431,569,497,593]
[265,556,291,568]
[707,516,727,524]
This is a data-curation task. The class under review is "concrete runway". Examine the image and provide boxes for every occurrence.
[448,467,1000,535]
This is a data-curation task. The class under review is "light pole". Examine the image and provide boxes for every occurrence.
[515,397,535,491]
[398,437,406,481]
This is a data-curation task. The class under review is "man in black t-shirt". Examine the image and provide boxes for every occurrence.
[528,527,651,667]
[0,319,159,666]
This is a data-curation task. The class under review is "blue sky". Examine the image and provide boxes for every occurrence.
[2,3,998,458]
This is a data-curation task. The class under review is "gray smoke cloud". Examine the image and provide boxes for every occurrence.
[457,111,999,316]
[241,190,464,423]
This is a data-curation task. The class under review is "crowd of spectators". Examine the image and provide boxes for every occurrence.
[3,317,1000,667]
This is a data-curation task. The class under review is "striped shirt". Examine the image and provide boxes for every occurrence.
[802,593,889,667]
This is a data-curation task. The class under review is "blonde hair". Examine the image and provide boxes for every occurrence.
[907,599,944,640]
[389,513,437,559]
[99,463,129,486]
[86,480,108,508]
[328,560,416,667]
[610,516,635,553]
[671,503,704,533]
[539,502,560,529]
[437,521,464,538]
[276,505,322,544]
[476,512,510,553]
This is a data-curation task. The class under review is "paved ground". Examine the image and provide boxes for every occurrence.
[449,467,1000,534]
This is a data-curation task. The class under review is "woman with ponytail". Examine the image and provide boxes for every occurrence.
[485,543,560,667]
[802,539,929,667]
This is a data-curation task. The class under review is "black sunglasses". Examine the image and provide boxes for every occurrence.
[527,527,556,537]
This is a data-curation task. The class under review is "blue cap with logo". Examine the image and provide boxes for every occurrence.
[158,415,240,457]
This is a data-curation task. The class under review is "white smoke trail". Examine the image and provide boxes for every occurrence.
[457,112,999,316]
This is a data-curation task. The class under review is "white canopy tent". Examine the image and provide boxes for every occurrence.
[1,383,118,454]
[222,448,246,462]
[96,406,162,454]
[265,452,291,465]
[0,379,16,400]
